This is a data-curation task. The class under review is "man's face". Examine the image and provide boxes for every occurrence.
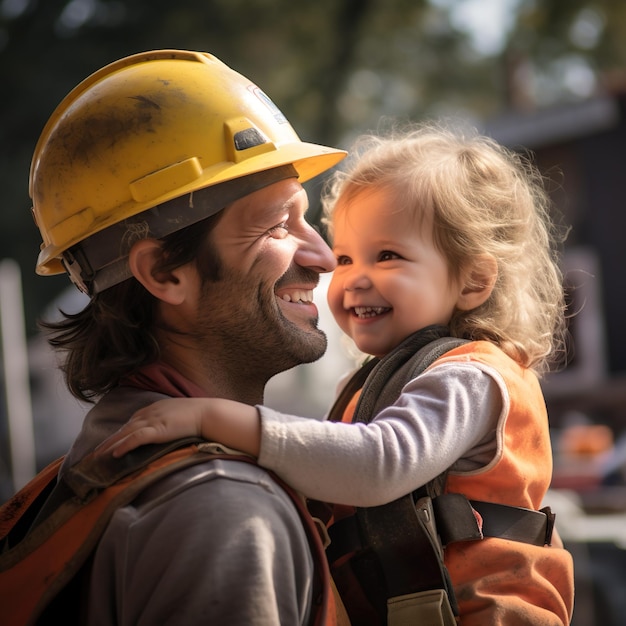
[191,178,337,381]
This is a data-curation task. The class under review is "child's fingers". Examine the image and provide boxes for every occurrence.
[94,429,128,456]
[94,417,157,457]
[109,431,149,457]
[111,424,166,455]
[94,400,184,457]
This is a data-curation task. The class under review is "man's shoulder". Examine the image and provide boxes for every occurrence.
[63,387,173,469]
[132,454,281,509]
[103,454,307,541]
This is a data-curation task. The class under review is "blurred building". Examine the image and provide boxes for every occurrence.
[486,91,626,419]
[486,88,626,626]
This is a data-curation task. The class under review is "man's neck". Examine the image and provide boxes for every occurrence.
[159,349,266,405]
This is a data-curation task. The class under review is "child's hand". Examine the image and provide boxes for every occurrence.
[95,397,262,458]
[95,398,206,458]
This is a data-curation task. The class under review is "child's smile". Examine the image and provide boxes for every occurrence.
[327,186,464,358]
[352,305,391,319]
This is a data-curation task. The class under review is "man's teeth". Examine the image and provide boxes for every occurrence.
[354,306,390,318]
[281,290,313,304]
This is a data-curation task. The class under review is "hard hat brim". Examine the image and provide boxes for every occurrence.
[36,141,346,276]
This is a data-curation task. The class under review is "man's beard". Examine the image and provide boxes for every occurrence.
[192,264,328,386]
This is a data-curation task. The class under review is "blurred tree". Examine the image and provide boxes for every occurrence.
[503,0,626,109]
[1,0,625,333]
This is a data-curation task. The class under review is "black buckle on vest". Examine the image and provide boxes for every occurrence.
[433,494,557,547]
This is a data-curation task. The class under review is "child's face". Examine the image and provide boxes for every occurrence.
[327,187,464,357]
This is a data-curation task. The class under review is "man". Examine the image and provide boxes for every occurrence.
[0,50,346,625]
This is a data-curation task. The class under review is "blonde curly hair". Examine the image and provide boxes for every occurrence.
[322,123,568,376]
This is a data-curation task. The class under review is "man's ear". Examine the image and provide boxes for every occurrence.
[128,239,189,305]
[456,253,498,312]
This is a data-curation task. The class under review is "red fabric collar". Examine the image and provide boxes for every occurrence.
[120,361,207,398]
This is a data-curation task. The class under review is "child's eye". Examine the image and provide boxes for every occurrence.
[336,255,352,266]
[379,250,400,262]
[268,222,289,238]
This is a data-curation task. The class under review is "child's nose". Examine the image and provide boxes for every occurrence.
[344,267,372,291]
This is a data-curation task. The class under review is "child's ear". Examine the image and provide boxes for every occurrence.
[128,239,189,305]
[456,253,498,312]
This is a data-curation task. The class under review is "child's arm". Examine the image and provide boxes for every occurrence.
[96,397,261,457]
[96,365,501,507]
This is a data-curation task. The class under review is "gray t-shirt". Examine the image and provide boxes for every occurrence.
[60,386,316,626]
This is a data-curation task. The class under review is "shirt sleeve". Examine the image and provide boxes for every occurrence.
[257,361,505,507]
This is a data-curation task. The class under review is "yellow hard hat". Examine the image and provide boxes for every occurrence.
[30,49,346,290]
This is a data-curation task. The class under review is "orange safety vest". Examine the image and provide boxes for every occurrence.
[0,441,341,626]
[436,341,575,625]
[322,330,574,626]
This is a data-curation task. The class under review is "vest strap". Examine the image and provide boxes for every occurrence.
[469,500,555,547]
[432,494,556,547]
[0,443,333,626]
[327,493,556,567]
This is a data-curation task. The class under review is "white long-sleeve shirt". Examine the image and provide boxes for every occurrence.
[257,360,506,507]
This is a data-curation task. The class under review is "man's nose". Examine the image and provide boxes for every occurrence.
[294,224,337,273]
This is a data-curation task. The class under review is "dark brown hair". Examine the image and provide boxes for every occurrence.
[40,213,223,402]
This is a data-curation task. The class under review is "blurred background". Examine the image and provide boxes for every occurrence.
[1,0,626,623]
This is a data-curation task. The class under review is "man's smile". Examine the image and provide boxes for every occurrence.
[278,288,314,304]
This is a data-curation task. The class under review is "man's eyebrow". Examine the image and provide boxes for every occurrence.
[282,193,300,210]
[282,191,308,214]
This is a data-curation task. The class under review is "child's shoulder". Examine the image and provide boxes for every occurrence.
[432,340,519,369]
[432,340,536,388]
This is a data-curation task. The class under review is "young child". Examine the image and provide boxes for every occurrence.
[98,123,575,625]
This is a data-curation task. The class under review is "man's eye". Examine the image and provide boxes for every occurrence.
[336,255,352,266]
[268,223,289,238]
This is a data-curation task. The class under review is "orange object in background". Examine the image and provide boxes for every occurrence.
[559,424,614,458]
